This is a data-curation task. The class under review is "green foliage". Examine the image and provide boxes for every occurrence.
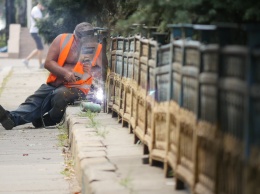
[37,0,260,43]
[116,0,260,34]
[38,0,93,43]
[37,0,140,43]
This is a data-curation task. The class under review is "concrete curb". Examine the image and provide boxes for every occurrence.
[65,106,128,194]
[65,106,184,194]
[0,66,12,89]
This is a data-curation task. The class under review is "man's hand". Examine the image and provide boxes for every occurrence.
[64,71,77,82]
[82,60,92,73]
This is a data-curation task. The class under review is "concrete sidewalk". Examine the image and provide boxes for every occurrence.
[65,108,189,194]
[0,59,189,194]
[0,59,70,194]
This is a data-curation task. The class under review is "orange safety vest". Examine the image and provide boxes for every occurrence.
[46,33,102,95]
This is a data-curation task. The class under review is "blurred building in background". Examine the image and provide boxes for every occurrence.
[0,0,30,49]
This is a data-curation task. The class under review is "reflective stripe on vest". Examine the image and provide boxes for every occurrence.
[46,34,102,95]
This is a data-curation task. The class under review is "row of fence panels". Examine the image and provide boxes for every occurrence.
[105,23,260,194]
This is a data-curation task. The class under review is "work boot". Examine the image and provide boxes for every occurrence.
[32,117,43,128]
[0,105,15,130]
[42,113,57,127]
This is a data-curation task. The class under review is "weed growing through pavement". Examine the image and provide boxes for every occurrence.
[78,110,101,128]
[119,174,135,194]
[78,110,110,138]
[57,124,75,180]
[61,155,75,179]
[119,176,132,188]
[78,110,100,128]
[57,124,68,147]
[96,126,109,138]
[60,167,70,177]
[168,169,174,177]
[0,70,13,97]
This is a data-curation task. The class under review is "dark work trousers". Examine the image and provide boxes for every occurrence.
[10,84,85,126]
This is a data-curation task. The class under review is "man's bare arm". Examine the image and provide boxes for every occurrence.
[44,35,76,83]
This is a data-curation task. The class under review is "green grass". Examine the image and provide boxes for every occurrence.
[60,158,75,179]
[57,124,69,147]
[0,70,13,97]
[78,110,101,129]
[119,175,135,194]
[96,127,109,138]
[78,110,110,138]
[57,124,75,179]
[119,176,132,188]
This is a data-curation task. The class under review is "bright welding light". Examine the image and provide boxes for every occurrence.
[149,90,155,95]
[95,88,103,101]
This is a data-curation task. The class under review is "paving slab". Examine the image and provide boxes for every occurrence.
[0,59,70,193]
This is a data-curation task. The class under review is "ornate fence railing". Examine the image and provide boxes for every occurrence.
[105,23,260,194]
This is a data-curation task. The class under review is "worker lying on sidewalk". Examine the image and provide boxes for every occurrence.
[0,22,108,130]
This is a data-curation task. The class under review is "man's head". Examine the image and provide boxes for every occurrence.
[74,22,94,40]
[37,1,45,10]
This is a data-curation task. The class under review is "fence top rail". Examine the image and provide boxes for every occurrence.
[193,24,217,31]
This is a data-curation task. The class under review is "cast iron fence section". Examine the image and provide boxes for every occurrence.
[105,23,260,194]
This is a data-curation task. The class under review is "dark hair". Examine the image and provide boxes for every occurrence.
[74,22,94,39]
[37,0,46,7]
